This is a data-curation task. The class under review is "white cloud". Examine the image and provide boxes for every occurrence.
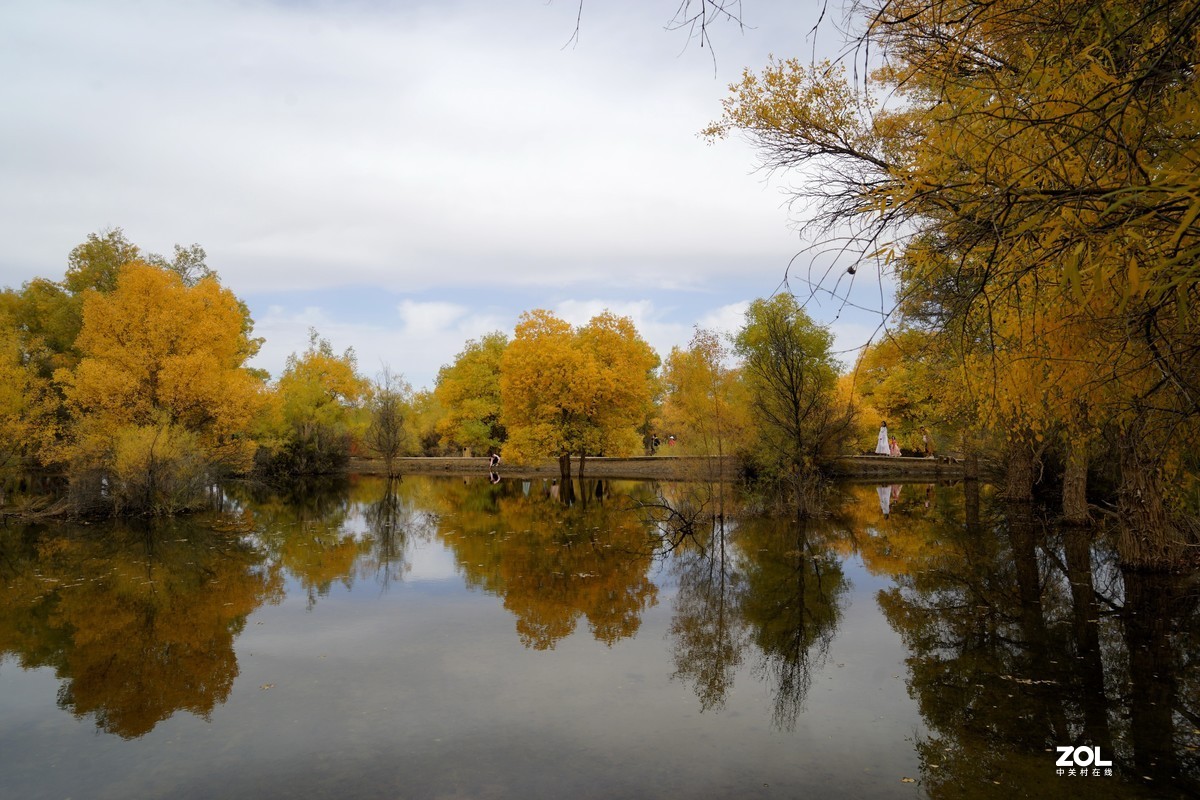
[696,301,751,338]
[249,301,509,388]
[0,0,813,298]
[396,301,469,336]
[2,0,884,387]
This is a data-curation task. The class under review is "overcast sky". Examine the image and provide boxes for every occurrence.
[2,0,890,389]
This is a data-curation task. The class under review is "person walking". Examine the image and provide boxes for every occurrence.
[889,436,901,457]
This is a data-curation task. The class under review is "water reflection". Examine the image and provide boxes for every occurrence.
[425,477,660,649]
[845,482,1200,797]
[0,518,280,739]
[0,475,1196,799]
[667,510,848,730]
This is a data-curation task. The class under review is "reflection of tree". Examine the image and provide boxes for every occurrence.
[429,478,659,650]
[669,516,746,712]
[230,476,365,609]
[1121,568,1200,791]
[738,515,846,730]
[360,476,414,589]
[661,494,848,729]
[0,518,279,739]
[856,483,1200,797]
[229,475,433,605]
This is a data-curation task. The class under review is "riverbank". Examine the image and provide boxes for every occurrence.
[347,455,741,481]
[349,453,971,482]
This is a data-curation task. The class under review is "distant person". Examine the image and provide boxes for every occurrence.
[921,427,933,458]
[889,436,901,457]
[668,435,676,447]
[876,423,890,455]
[652,434,660,453]
[489,452,501,468]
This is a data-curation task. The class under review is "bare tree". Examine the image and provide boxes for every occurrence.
[366,365,410,479]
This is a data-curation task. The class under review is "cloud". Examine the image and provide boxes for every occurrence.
[0,0,808,300]
[3,0,878,390]
[396,301,469,336]
[697,301,750,337]
[249,301,509,388]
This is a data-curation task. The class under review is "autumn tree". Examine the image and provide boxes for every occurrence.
[405,389,445,456]
[706,2,1200,562]
[661,328,751,460]
[0,318,59,474]
[500,310,659,480]
[433,331,508,456]
[258,330,369,476]
[54,262,265,513]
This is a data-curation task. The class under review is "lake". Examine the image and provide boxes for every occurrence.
[1,475,1195,799]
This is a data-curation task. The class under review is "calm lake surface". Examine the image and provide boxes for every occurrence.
[1,475,1196,799]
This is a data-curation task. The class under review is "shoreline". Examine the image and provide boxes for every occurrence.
[348,454,970,482]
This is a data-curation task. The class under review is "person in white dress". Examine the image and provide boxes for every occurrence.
[876,423,890,455]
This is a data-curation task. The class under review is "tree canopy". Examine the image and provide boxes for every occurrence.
[500,310,659,477]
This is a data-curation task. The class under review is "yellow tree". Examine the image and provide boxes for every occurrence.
[433,331,508,456]
[660,328,753,464]
[57,262,265,513]
[706,2,1200,562]
[0,319,59,474]
[500,310,659,479]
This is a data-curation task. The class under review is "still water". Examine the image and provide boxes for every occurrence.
[0,476,1196,799]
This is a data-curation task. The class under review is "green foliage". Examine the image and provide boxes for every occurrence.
[257,329,369,477]
[63,228,141,296]
[734,296,850,507]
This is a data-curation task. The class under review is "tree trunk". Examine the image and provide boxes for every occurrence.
[1061,438,1091,525]
[578,451,587,480]
[559,453,572,482]
[1116,428,1182,568]
[963,450,980,481]
[1001,439,1037,501]
[958,430,981,480]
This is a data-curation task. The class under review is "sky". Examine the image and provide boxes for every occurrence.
[1,0,892,390]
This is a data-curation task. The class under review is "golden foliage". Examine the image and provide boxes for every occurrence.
[433,331,507,454]
[660,328,753,458]
[56,262,266,508]
[500,310,659,465]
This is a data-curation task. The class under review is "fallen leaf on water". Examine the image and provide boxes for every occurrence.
[900,777,916,783]
[260,683,275,690]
